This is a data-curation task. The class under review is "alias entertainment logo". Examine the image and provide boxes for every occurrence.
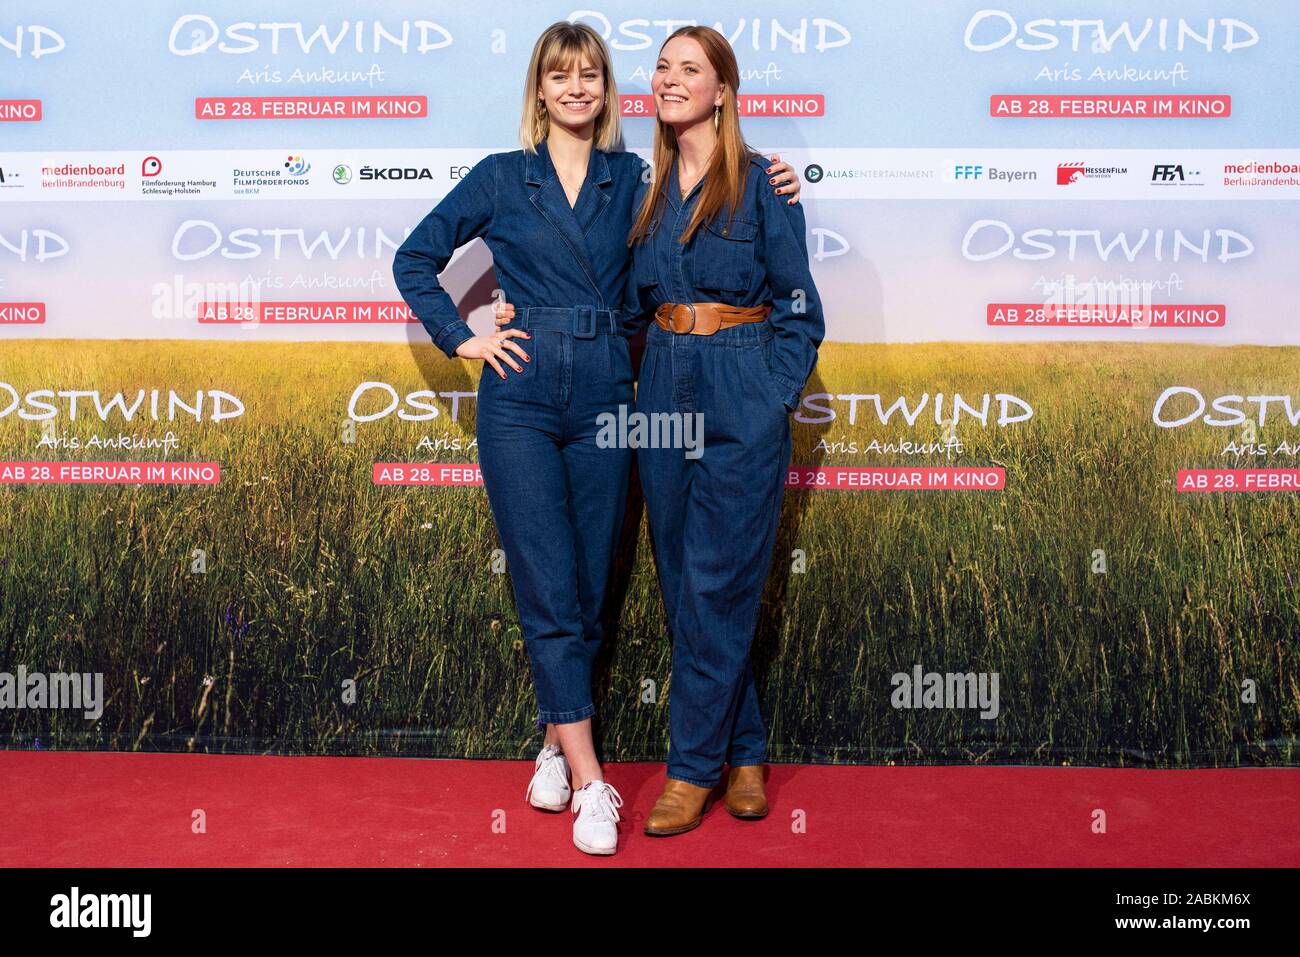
[800,160,935,182]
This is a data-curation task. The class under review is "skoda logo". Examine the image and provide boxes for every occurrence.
[333,164,352,185]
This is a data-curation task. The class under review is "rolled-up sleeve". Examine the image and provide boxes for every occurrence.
[757,173,825,411]
[393,156,495,360]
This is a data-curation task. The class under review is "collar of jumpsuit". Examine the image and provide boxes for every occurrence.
[523,136,615,308]
[664,156,706,212]
[524,136,613,203]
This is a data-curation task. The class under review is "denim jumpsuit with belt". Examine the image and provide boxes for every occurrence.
[393,137,645,729]
[627,152,825,787]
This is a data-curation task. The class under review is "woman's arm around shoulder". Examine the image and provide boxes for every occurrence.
[755,154,825,411]
[619,155,657,337]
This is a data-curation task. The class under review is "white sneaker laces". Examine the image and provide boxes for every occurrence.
[573,781,624,824]
[525,744,569,802]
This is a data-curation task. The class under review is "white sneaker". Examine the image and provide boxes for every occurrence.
[571,780,623,856]
[525,744,571,811]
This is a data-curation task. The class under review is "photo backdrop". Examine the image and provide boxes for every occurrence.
[2,1,1298,765]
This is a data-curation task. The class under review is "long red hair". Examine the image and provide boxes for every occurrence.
[627,26,752,246]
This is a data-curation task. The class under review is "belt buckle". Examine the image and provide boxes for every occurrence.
[670,302,696,334]
[574,305,596,339]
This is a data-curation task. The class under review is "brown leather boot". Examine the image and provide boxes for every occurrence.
[724,764,768,819]
[643,778,714,836]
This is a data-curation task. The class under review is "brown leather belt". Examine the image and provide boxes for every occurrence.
[654,301,771,335]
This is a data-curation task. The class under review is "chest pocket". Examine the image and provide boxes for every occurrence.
[692,216,758,294]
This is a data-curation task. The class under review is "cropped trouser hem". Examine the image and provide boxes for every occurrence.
[535,703,597,726]
[666,771,719,789]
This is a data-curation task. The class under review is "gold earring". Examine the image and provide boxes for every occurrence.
[713,105,720,131]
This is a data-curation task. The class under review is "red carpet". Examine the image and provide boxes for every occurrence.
[1,752,1296,867]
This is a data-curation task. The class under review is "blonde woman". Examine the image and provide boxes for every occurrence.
[394,21,801,855]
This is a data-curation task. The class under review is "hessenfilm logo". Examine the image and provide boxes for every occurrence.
[1057,162,1128,185]
[0,667,103,719]
[50,887,151,937]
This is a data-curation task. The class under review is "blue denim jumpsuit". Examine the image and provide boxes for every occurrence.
[627,153,825,787]
[393,137,645,728]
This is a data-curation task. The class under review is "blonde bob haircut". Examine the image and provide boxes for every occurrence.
[519,21,622,153]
